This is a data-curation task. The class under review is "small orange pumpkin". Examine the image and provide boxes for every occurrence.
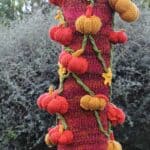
[75,15,102,34]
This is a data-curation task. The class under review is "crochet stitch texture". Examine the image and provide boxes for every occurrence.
[58,1,112,149]
[37,0,139,149]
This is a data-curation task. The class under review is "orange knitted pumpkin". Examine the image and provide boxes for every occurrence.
[109,0,139,22]
[120,3,140,22]
[75,15,102,34]
[80,94,107,111]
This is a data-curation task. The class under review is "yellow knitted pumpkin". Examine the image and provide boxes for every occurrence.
[107,140,122,150]
[115,0,132,13]
[80,95,106,111]
[109,0,139,22]
[75,15,102,34]
[80,95,91,110]
[120,3,140,22]
[88,97,102,110]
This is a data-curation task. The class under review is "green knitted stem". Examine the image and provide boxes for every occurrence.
[94,111,109,137]
[72,72,109,137]
[64,47,74,53]
[89,35,108,73]
[57,113,68,130]
[64,34,88,55]
[58,72,70,93]
[71,73,95,96]
[82,35,88,50]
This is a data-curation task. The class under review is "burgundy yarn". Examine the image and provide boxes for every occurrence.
[54,0,114,149]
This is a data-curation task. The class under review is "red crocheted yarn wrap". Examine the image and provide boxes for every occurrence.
[57,0,114,149]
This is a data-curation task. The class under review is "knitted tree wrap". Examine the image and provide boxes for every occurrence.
[58,1,112,149]
[37,0,139,149]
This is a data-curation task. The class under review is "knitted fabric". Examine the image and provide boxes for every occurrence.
[58,0,112,149]
[36,0,139,149]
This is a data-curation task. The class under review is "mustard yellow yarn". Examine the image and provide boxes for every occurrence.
[75,15,102,34]
[120,3,140,22]
[80,95,106,111]
[109,0,139,22]
[115,0,132,13]
[80,95,91,110]
[72,48,84,57]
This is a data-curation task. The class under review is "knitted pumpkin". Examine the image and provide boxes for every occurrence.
[47,95,69,114]
[115,0,132,13]
[75,15,102,34]
[47,125,73,145]
[49,25,73,45]
[37,93,53,110]
[106,103,126,126]
[109,0,139,22]
[80,94,107,111]
[120,3,140,22]
[109,30,128,44]
[59,51,88,74]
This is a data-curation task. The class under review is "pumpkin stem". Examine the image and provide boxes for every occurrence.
[86,4,93,17]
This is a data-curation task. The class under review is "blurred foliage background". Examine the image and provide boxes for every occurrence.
[0,0,150,150]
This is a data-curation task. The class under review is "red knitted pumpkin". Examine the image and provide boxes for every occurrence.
[109,31,118,44]
[109,31,128,44]
[47,95,69,114]
[37,93,53,110]
[48,126,62,144]
[58,130,74,144]
[59,51,88,74]
[68,56,88,74]
[59,51,72,68]
[49,26,73,45]
[117,31,128,43]
[48,125,73,145]
[106,103,126,126]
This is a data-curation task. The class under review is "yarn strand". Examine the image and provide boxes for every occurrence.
[89,35,108,73]
[57,113,68,130]
[82,35,88,50]
[72,73,95,96]
[94,111,109,137]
